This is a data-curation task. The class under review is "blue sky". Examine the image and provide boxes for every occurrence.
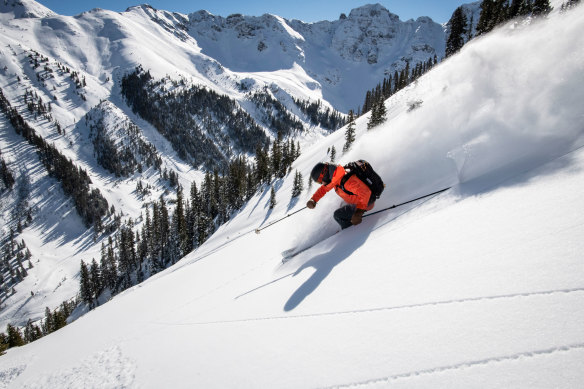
[34,0,470,24]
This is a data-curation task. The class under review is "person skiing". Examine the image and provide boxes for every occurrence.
[307,162,377,229]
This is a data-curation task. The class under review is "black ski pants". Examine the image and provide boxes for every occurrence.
[333,197,375,229]
[333,204,356,229]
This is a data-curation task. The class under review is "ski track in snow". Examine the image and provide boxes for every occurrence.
[321,343,584,389]
[153,287,584,326]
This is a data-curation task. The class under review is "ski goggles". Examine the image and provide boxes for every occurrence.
[317,164,330,184]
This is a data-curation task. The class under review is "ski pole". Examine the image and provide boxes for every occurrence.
[363,187,451,218]
[255,206,307,234]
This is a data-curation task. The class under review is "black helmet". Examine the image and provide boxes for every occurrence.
[310,162,333,184]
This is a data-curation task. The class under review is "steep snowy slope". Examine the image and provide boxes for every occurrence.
[0,0,456,328]
[1,3,582,388]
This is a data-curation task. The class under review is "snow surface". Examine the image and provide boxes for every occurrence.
[1,2,583,388]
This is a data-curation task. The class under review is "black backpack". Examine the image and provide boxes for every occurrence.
[341,160,385,200]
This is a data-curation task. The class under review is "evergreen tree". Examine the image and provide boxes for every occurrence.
[137,222,149,265]
[377,98,387,124]
[254,144,270,185]
[42,307,53,335]
[189,181,202,248]
[281,140,291,177]
[446,7,468,57]
[392,70,400,93]
[271,131,283,178]
[291,170,303,198]
[476,0,496,35]
[0,157,14,190]
[508,0,524,18]
[51,309,67,332]
[0,332,8,354]
[6,323,25,348]
[90,258,101,299]
[368,98,387,130]
[197,177,213,246]
[330,145,337,163]
[494,0,510,25]
[342,110,356,153]
[174,185,189,255]
[201,172,215,218]
[167,213,182,265]
[118,225,137,281]
[212,170,222,218]
[79,260,93,305]
[367,102,378,130]
[158,196,170,257]
[104,238,117,290]
[532,0,553,16]
[24,319,42,343]
[269,186,276,209]
[362,90,373,114]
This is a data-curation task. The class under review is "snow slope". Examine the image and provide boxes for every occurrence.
[0,0,452,327]
[1,2,584,388]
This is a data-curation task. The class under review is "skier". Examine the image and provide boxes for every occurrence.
[306,162,377,229]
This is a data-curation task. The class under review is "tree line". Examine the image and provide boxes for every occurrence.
[250,89,304,136]
[121,67,270,172]
[1,234,33,307]
[87,109,162,177]
[0,148,14,191]
[0,88,110,229]
[0,300,76,355]
[358,57,438,119]
[447,0,554,58]
[78,132,302,306]
[292,98,346,131]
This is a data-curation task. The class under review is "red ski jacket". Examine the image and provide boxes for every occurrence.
[311,165,373,210]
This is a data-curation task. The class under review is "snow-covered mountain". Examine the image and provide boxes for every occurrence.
[0,0,449,112]
[0,0,582,387]
[0,0,462,330]
[0,0,55,19]
[187,3,447,110]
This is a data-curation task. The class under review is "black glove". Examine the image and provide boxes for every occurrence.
[306,199,316,209]
[351,209,365,225]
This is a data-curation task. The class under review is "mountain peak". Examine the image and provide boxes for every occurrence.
[0,0,56,18]
[347,3,400,22]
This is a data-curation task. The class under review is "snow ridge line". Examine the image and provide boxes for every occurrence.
[154,287,584,326]
[320,343,584,389]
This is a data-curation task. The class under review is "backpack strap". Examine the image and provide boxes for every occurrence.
[339,171,355,196]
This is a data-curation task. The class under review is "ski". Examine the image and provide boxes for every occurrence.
[281,186,451,263]
[281,230,341,263]
[281,244,316,263]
